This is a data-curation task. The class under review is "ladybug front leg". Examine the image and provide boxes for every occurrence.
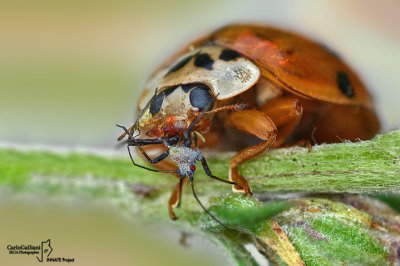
[260,96,303,148]
[227,109,277,194]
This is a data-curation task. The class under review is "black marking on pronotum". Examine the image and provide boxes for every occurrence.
[336,71,355,98]
[164,54,195,77]
[189,84,214,111]
[194,53,214,70]
[181,83,207,93]
[163,85,178,97]
[181,84,194,93]
[149,92,164,115]
[219,49,241,61]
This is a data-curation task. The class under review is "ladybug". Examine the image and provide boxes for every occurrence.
[118,24,380,221]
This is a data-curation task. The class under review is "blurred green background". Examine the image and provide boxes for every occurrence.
[1,0,399,265]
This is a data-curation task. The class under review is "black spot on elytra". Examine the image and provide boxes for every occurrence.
[219,49,241,61]
[284,49,294,56]
[164,54,194,77]
[194,53,214,70]
[336,71,354,98]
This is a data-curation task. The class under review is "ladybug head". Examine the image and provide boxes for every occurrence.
[135,83,215,138]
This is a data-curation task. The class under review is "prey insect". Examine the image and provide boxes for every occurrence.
[117,99,240,227]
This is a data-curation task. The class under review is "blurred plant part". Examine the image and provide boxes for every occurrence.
[197,193,400,265]
[0,130,399,265]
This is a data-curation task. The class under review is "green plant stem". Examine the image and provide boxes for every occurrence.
[1,131,399,194]
[240,130,400,193]
[1,131,400,265]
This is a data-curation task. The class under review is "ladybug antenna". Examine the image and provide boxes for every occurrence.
[190,180,227,229]
[116,124,140,141]
[205,103,247,114]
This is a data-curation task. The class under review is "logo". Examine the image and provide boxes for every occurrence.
[7,239,75,263]
[37,239,53,262]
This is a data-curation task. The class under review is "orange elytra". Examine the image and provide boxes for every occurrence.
[117,24,380,221]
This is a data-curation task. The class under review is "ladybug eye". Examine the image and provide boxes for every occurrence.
[189,84,214,111]
[149,92,164,115]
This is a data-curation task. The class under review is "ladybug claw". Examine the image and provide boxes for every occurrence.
[241,185,253,196]
[169,208,179,220]
[229,168,253,195]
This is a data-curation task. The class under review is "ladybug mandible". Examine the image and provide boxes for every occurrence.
[118,24,380,221]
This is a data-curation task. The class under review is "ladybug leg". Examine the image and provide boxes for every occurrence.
[261,97,317,149]
[260,96,303,148]
[299,103,380,144]
[227,109,277,194]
